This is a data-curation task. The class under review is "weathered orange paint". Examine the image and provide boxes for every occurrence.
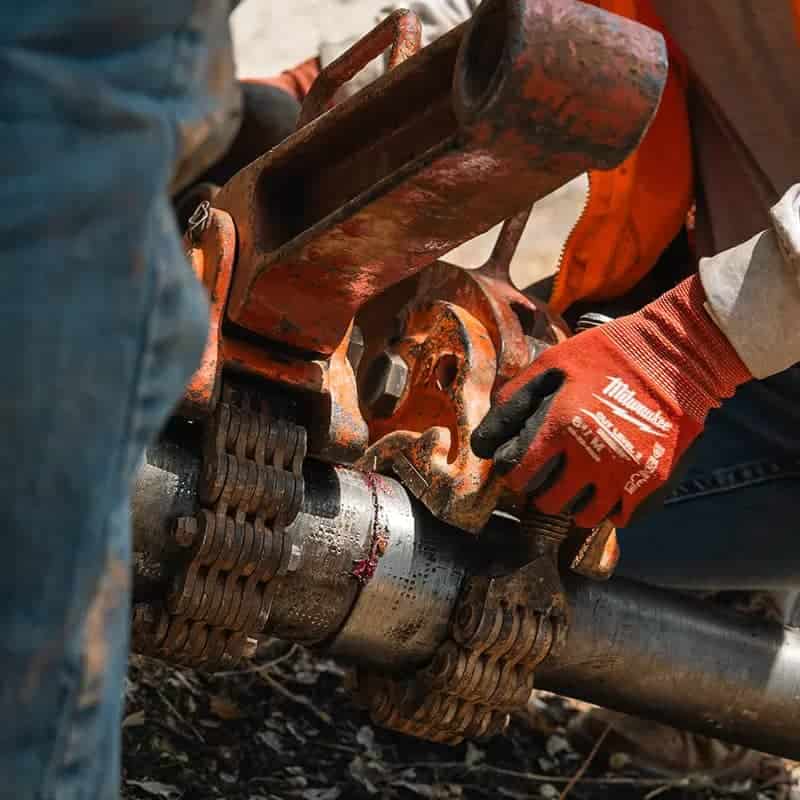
[214,0,667,356]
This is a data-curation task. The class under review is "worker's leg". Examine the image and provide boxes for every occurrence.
[618,364,800,590]
[0,3,235,797]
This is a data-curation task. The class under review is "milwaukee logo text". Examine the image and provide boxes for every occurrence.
[597,377,673,435]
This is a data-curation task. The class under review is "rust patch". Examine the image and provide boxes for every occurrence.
[298,9,422,128]
[180,207,237,419]
[179,212,368,462]
[360,300,501,532]
[213,0,666,354]
[569,521,620,581]
[351,534,389,585]
[356,261,565,532]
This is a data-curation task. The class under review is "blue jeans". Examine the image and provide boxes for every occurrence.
[0,4,221,797]
[619,364,800,590]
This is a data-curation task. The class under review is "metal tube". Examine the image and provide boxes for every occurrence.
[268,462,377,646]
[537,576,800,760]
[129,449,800,757]
[270,462,470,668]
[327,475,471,670]
[131,443,199,551]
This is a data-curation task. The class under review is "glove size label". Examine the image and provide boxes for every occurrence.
[568,415,605,462]
[625,442,666,495]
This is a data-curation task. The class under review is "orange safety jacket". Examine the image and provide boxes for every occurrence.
[258,1,800,314]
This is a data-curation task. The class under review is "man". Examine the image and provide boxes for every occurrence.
[264,0,800,779]
[0,2,240,797]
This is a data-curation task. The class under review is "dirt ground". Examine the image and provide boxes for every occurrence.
[121,646,795,800]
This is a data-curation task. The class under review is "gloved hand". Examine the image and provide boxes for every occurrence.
[472,276,752,527]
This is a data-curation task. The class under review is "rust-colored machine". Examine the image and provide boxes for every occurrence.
[131,0,800,759]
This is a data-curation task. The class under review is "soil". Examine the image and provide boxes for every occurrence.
[121,645,795,800]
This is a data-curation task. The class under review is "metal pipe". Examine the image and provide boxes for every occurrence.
[268,462,377,646]
[326,474,471,670]
[272,461,471,669]
[129,449,800,757]
[538,576,800,760]
[274,463,800,758]
[131,441,200,584]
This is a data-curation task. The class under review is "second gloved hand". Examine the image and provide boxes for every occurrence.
[471,276,752,527]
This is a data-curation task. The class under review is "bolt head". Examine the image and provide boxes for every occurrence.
[363,351,409,418]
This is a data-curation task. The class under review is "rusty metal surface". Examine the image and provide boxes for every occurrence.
[309,326,370,463]
[214,0,666,355]
[133,384,308,668]
[359,299,501,532]
[181,210,369,461]
[568,520,619,581]
[298,9,422,128]
[355,509,570,744]
[475,209,532,284]
[356,259,566,532]
[181,207,237,418]
[416,261,569,382]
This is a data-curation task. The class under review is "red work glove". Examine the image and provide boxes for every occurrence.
[471,276,752,527]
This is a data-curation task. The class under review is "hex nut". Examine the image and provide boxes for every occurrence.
[363,351,409,418]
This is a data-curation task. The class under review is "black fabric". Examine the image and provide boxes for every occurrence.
[200,81,301,187]
[471,368,567,499]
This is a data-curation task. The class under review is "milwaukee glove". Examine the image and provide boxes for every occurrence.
[472,276,752,527]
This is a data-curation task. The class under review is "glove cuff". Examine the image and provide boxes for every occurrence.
[601,275,752,423]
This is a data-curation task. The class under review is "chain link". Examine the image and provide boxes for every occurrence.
[353,512,571,744]
[133,383,307,668]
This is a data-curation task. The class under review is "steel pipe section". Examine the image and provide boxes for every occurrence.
[272,461,470,668]
[538,576,800,760]
[268,461,377,646]
[130,450,800,757]
[326,473,471,670]
[132,441,200,584]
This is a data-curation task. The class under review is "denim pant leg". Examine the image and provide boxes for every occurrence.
[618,364,800,590]
[0,5,219,798]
